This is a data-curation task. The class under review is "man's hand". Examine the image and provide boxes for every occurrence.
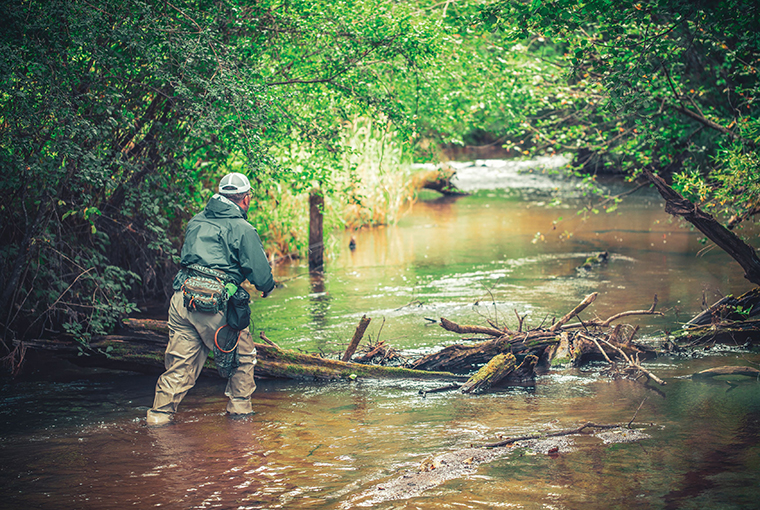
[261,289,272,298]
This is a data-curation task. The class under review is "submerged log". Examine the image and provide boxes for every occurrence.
[15,319,465,382]
[692,366,760,379]
[348,420,656,506]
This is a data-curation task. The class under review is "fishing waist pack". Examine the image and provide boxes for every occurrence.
[180,264,231,314]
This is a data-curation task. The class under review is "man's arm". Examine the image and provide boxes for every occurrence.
[239,227,275,296]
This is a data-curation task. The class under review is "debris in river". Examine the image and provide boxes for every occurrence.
[692,365,760,380]
[343,421,655,507]
[577,250,609,271]
[412,292,666,388]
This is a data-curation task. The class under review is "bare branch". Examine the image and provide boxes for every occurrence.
[550,292,597,332]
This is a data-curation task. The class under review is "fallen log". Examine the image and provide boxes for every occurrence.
[15,318,465,382]
[461,353,538,393]
[411,336,514,373]
[686,288,760,327]
[670,319,760,347]
[692,366,760,379]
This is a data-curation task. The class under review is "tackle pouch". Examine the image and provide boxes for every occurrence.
[226,286,251,331]
[181,265,230,314]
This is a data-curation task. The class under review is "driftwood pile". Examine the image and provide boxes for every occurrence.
[670,287,760,349]
[407,292,665,393]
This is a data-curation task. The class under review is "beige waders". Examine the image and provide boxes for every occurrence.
[147,291,256,425]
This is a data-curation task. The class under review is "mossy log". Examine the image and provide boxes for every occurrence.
[16,319,465,382]
[461,353,538,394]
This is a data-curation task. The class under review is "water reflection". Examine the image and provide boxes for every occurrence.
[308,272,330,345]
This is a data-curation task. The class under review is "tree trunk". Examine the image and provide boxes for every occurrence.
[643,169,760,285]
[309,189,324,271]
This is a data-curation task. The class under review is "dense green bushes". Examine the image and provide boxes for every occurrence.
[0,0,445,349]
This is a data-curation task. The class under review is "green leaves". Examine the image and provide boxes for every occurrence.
[473,0,760,233]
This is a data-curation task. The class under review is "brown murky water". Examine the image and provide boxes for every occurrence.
[2,161,759,509]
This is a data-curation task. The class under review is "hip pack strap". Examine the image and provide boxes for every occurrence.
[185,264,235,284]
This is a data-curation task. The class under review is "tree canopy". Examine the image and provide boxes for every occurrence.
[480,0,760,216]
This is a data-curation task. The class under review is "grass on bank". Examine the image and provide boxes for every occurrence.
[250,117,427,264]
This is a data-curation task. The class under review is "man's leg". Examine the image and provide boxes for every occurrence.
[147,292,211,425]
[224,328,257,415]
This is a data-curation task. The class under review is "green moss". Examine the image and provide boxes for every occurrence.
[469,353,516,383]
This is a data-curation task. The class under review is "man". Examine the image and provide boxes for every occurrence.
[147,172,275,426]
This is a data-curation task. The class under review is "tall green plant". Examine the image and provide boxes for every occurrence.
[251,117,417,262]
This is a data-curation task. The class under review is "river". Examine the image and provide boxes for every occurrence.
[2,159,759,509]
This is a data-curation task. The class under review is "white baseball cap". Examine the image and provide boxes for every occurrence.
[218,172,251,195]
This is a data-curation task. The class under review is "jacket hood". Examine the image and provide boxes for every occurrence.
[204,194,247,220]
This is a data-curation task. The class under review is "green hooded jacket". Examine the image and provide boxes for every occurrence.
[177,194,274,293]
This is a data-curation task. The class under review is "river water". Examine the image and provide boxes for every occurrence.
[2,159,760,509]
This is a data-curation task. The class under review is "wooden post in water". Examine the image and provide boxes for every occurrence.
[309,189,324,271]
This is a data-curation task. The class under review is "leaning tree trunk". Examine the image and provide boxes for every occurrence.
[643,169,760,285]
